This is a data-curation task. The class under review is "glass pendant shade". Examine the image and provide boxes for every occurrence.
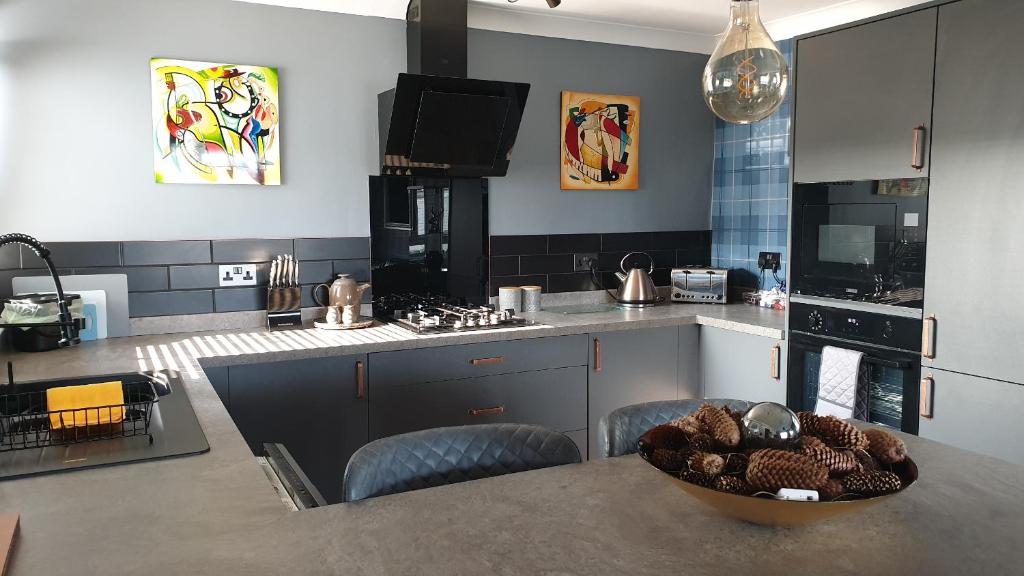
[702,0,789,124]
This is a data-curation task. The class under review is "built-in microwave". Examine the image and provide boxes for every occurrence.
[790,179,928,308]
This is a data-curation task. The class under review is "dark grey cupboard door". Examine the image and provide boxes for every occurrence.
[228,355,368,504]
[793,8,937,182]
[922,0,1024,384]
[589,327,679,459]
[919,369,1024,465]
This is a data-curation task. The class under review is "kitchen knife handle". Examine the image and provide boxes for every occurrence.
[769,343,782,380]
[911,125,927,170]
[469,356,505,366]
[468,405,505,417]
[922,315,936,360]
[919,375,934,419]
[593,338,602,373]
[355,361,366,400]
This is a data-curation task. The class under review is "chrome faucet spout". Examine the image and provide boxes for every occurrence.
[0,233,79,347]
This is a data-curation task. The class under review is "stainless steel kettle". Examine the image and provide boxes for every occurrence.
[614,252,661,307]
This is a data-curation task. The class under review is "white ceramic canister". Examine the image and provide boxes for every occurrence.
[498,286,523,314]
[521,285,542,312]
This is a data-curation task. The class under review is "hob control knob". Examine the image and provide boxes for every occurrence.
[808,310,824,331]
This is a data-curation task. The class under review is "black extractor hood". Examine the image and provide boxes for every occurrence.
[378,0,531,178]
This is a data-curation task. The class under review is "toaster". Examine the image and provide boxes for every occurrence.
[670,268,728,304]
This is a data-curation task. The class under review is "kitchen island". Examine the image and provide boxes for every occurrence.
[1,303,1021,575]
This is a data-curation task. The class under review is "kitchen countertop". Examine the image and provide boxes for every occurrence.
[7,302,970,576]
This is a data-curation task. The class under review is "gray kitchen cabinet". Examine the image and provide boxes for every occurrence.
[793,8,937,182]
[227,355,367,504]
[589,327,679,458]
[919,369,1024,465]
[370,366,587,440]
[678,325,701,399]
[700,327,786,405]
[921,0,1024,385]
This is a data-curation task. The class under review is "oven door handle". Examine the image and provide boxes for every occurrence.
[788,339,911,369]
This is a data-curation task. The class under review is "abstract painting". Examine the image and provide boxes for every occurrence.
[560,91,639,190]
[151,58,280,185]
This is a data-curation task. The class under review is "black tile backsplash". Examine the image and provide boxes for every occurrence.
[489,230,712,295]
[0,236,370,318]
[212,239,294,263]
[123,241,211,266]
[491,235,547,257]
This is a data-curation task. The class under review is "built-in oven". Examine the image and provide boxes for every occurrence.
[787,302,921,434]
[791,178,928,308]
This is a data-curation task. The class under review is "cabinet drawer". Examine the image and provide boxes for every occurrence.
[370,366,587,439]
[369,334,588,387]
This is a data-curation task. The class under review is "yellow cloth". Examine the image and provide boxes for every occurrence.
[46,381,125,430]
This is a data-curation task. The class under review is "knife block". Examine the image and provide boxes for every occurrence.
[267,287,302,330]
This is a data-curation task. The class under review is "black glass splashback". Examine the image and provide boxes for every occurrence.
[791,179,928,307]
[369,175,489,318]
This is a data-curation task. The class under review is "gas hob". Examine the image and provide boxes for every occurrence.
[376,294,532,334]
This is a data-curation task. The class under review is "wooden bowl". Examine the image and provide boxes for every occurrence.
[638,438,918,526]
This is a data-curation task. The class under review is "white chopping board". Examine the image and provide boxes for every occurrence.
[13,274,129,337]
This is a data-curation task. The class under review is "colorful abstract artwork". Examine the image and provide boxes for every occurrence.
[151,58,280,185]
[560,91,639,190]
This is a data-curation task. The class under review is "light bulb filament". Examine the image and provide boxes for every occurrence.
[736,52,757,100]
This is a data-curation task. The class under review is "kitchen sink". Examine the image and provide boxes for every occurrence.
[0,370,209,480]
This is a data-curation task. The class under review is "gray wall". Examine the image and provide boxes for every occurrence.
[470,30,714,235]
[0,1,712,243]
[0,0,405,242]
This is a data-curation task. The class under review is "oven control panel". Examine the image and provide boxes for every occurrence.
[791,302,922,352]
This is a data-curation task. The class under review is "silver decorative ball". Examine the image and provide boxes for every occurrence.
[741,402,801,450]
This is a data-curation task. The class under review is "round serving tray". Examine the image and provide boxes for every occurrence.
[638,436,918,526]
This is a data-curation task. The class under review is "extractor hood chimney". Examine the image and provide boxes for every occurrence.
[377,0,531,178]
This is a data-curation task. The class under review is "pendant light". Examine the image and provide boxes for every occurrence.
[702,0,789,124]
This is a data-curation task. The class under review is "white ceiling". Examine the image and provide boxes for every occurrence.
[232,0,931,53]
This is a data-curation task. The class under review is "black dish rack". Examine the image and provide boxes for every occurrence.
[0,376,158,452]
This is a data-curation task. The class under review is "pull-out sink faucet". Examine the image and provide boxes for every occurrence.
[0,233,80,347]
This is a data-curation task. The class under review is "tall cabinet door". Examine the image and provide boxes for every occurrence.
[229,355,368,504]
[589,327,679,459]
[919,369,1024,465]
[922,0,1024,384]
[793,8,936,182]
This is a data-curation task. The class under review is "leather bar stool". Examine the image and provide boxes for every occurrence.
[600,399,754,458]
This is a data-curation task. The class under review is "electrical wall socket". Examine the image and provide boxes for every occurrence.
[758,251,782,272]
[219,264,258,287]
[573,252,599,272]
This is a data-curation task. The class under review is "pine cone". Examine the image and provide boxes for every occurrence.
[670,415,703,437]
[722,453,749,475]
[688,433,714,453]
[798,413,868,450]
[842,471,902,497]
[696,404,741,449]
[645,424,688,451]
[799,435,827,450]
[854,449,879,472]
[688,451,725,476]
[801,447,862,477]
[722,405,745,428]
[712,475,754,496]
[864,428,908,464]
[650,448,688,471]
[746,449,828,492]
[818,479,845,501]
[679,470,713,488]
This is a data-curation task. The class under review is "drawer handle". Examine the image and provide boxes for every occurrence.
[355,360,366,400]
[911,124,927,170]
[593,338,602,373]
[920,375,934,419]
[470,356,505,366]
[770,343,782,380]
[468,405,505,417]
[922,315,936,360]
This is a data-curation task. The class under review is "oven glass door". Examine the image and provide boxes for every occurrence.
[787,334,920,434]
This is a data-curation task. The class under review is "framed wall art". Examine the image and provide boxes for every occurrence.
[560,91,639,190]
